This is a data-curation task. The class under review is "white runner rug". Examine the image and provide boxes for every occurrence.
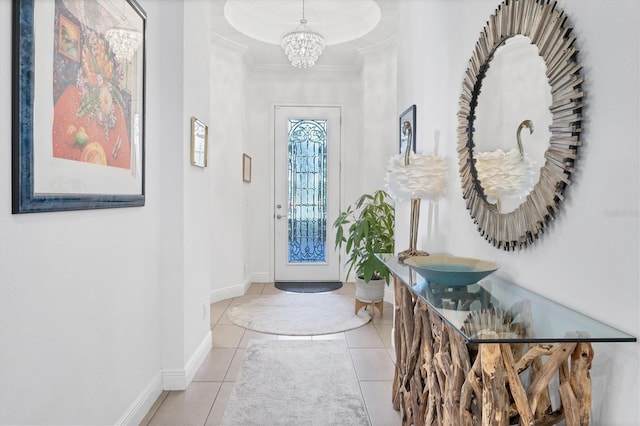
[227,292,371,335]
[221,340,370,425]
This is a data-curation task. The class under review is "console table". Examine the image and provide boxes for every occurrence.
[376,254,636,426]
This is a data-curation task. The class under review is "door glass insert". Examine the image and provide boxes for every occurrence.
[287,119,327,263]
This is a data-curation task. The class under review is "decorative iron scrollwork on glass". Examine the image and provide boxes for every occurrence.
[287,119,328,263]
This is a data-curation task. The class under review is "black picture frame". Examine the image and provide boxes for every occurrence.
[399,104,416,154]
[12,0,146,213]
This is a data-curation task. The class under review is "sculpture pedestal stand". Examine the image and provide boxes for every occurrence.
[398,198,428,262]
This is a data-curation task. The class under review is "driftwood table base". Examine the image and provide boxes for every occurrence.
[392,277,594,425]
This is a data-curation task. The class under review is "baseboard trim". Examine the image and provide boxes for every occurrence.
[250,272,270,283]
[209,277,252,303]
[209,273,272,304]
[115,371,163,425]
[162,330,212,390]
[185,330,213,384]
[116,328,212,425]
[210,281,248,304]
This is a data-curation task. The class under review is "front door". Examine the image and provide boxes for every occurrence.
[274,106,341,282]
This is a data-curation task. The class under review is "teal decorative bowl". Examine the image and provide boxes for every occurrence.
[405,255,499,286]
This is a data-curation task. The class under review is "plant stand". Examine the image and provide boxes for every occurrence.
[355,298,384,317]
[354,277,385,317]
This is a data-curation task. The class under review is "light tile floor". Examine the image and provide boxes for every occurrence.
[140,282,401,426]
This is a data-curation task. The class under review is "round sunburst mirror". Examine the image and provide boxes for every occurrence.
[457,0,583,250]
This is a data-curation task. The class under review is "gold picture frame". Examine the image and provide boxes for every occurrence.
[242,153,252,183]
[191,117,208,168]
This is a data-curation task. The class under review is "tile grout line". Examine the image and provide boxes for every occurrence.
[141,391,168,426]
[348,344,374,426]
[202,293,244,425]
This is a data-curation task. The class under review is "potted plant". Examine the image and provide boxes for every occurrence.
[333,190,395,303]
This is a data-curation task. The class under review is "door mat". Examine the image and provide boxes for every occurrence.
[275,281,343,293]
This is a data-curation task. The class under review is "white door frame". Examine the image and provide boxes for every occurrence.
[272,105,342,282]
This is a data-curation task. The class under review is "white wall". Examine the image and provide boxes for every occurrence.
[241,41,397,282]
[138,0,213,394]
[0,0,162,422]
[181,0,215,382]
[244,66,362,280]
[0,0,215,423]
[397,0,639,423]
[154,0,187,384]
[242,53,398,282]
[208,36,250,301]
[361,39,398,193]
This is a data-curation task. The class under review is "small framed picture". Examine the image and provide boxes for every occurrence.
[57,15,81,62]
[399,105,417,154]
[242,153,252,183]
[191,117,208,168]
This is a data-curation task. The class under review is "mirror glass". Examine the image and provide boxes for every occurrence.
[473,35,552,213]
[457,0,583,250]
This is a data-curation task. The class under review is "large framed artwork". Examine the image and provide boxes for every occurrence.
[12,0,146,213]
[399,104,416,154]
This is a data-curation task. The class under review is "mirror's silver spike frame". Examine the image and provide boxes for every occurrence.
[458,0,583,250]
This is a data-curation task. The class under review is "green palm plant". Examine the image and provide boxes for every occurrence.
[333,190,395,284]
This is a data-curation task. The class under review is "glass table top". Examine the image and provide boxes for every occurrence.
[377,254,637,344]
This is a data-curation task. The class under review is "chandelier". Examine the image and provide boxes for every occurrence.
[281,0,325,68]
[106,26,141,63]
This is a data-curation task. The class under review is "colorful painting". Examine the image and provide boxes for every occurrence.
[12,0,146,213]
[52,0,134,170]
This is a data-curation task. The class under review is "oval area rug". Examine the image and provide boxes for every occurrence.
[227,292,371,335]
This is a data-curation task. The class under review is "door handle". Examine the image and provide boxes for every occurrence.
[276,214,286,220]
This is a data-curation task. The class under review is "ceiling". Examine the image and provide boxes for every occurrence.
[210,0,398,69]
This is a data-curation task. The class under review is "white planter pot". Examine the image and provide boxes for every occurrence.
[355,276,385,302]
